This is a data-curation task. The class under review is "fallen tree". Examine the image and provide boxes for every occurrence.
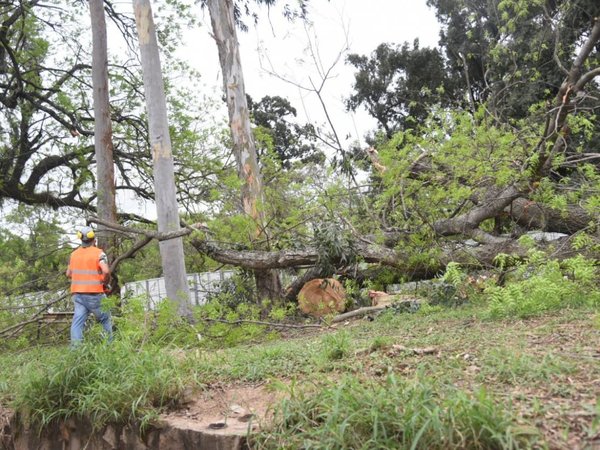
[89,216,589,301]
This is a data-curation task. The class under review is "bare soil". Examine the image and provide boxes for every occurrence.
[159,382,283,436]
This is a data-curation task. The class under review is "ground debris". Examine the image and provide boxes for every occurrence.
[386,344,438,357]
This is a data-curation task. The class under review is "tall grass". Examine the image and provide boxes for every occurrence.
[254,374,532,450]
[11,340,189,430]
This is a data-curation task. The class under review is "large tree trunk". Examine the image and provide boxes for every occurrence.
[189,233,588,300]
[207,0,281,301]
[89,0,117,254]
[132,0,191,318]
[508,198,592,234]
[207,0,262,224]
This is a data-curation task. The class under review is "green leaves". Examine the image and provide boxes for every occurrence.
[373,106,529,245]
[486,253,600,319]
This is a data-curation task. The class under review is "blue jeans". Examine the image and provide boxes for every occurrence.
[71,293,112,344]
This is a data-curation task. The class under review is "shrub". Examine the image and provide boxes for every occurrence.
[486,254,600,319]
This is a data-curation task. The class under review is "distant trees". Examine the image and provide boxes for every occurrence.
[346,41,456,138]
[0,1,93,209]
[0,208,70,296]
[0,0,200,216]
[426,0,600,121]
[248,95,322,169]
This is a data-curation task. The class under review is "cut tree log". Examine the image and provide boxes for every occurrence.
[298,278,346,317]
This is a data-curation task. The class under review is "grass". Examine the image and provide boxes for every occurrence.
[252,374,528,449]
[7,339,190,431]
[1,303,599,448]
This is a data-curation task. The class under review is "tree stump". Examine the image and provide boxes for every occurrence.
[298,278,346,317]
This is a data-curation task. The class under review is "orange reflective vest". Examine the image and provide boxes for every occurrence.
[69,246,105,293]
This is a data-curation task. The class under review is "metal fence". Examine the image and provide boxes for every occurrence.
[4,289,70,314]
[121,271,235,309]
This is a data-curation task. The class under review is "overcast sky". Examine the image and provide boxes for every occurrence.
[187,0,441,149]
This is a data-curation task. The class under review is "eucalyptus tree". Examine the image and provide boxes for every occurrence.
[206,0,263,229]
[89,0,118,253]
[132,0,192,318]
[202,0,309,301]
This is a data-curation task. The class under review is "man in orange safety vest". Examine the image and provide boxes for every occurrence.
[66,226,112,345]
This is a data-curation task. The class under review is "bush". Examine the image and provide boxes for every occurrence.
[486,254,600,319]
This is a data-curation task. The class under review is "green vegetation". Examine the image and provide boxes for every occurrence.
[1,258,598,448]
[254,375,524,450]
[1,0,599,447]
[8,341,190,431]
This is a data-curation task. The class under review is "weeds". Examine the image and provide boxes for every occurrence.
[479,348,577,385]
[11,340,189,430]
[321,330,352,361]
[253,374,532,449]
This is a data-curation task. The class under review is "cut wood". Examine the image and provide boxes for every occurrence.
[330,305,386,323]
[330,297,420,323]
[298,278,346,317]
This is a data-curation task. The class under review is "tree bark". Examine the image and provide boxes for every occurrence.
[190,234,585,292]
[89,0,118,255]
[207,0,281,301]
[536,17,600,177]
[132,0,191,318]
[508,198,592,234]
[207,0,263,224]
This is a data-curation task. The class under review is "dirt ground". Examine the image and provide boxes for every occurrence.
[159,382,283,437]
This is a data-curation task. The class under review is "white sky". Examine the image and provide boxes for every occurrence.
[186,0,441,148]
